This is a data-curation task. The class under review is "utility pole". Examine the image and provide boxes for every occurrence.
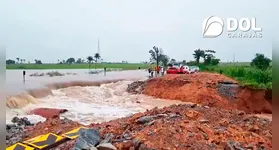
[97,38,100,63]
[233,53,235,63]
[97,38,100,55]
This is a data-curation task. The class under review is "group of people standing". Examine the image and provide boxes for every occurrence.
[148,66,164,78]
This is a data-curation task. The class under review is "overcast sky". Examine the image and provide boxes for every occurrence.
[1,0,276,63]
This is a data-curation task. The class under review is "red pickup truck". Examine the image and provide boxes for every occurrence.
[166,65,190,74]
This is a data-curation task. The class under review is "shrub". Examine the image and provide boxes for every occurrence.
[251,53,271,70]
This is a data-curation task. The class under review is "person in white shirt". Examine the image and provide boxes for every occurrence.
[161,66,164,76]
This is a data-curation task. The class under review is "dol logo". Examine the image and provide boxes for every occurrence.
[202,16,262,38]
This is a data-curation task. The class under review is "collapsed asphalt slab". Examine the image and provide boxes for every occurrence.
[6,117,33,147]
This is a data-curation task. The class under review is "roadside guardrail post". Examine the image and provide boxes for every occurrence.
[23,71,26,83]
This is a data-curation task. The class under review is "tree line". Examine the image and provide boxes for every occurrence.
[6,58,29,65]
[7,47,271,72]
[6,53,101,66]
[55,53,101,70]
[148,46,271,71]
[6,58,42,65]
[192,49,220,65]
[148,46,221,69]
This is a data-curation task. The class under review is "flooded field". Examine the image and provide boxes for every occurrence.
[6,69,147,95]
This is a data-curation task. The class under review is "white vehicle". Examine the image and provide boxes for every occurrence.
[182,65,191,74]
[189,66,200,73]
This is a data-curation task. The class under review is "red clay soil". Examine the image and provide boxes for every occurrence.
[24,118,82,140]
[103,104,272,149]
[237,87,272,113]
[27,108,68,119]
[29,104,272,149]
[143,73,272,113]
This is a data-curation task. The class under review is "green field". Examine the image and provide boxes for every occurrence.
[218,62,251,66]
[200,64,272,89]
[6,63,151,70]
[6,62,253,70]
[6,62,272,89]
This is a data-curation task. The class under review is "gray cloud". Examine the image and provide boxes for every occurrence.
[1,0,275,63]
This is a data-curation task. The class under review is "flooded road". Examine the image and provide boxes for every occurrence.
[6,69,185,125]
[6,69,148,96]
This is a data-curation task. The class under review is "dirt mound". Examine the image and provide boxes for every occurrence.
[25,104,271,149]
[91,104,272,149]
[20,105,272,150]
[142,73,272,113]
[142,73,237,110]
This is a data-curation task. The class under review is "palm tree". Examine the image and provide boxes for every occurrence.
[94,53,101,62]
[94,53,101,70]
[202,49,216,64]
[193,49,205,63]
[87,56,94,70]
[16,58,20,64]
[23,59,26,64]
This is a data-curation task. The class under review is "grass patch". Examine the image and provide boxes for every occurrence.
[199,64,272,89]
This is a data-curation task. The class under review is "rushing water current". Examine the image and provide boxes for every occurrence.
[6,69,184,125]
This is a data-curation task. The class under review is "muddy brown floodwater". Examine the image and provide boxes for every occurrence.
[6,70,187,125]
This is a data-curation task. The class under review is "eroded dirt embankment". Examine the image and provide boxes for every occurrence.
[237,88,272,113]
[20,104,272,150]
[140,73,272,114]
